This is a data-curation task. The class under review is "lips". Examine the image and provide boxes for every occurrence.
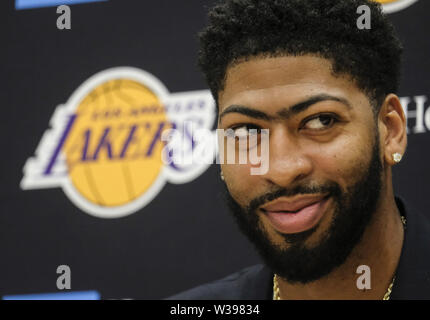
[260,195,330,234]
[261,195,327,213]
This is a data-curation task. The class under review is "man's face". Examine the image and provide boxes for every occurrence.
[217,55,385,284]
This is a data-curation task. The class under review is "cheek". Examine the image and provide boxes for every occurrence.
[308,132,373,188]
[223,163,259,204]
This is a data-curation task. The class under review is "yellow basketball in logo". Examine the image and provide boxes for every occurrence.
[376,0,397,3]
[62,79,169,207]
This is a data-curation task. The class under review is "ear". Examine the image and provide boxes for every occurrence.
[379,94,407,166]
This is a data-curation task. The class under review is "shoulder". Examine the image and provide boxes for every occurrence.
[166,264,273,300]
[391,196,430,299]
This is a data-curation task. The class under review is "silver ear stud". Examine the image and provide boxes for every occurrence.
[393,153,402,163]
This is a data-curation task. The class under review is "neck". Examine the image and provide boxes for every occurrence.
[276,189,404,300]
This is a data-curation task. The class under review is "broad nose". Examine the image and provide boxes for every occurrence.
[262,126,313,188]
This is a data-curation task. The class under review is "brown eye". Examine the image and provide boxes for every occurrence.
[226,124,264,150]
[303,114,337,130]
[228,124,262,138]
[232,126,251,139]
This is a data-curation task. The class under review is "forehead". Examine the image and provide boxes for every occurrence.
[218,55,368,113]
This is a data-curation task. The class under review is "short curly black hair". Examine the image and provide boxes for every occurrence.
[198,0,403,113]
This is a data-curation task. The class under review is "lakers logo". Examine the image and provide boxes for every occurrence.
[21,67,216,218]
[375,0,419,13]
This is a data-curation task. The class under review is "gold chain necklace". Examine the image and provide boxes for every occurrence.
[273,215,406,300]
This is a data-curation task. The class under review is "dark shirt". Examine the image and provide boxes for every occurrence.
[168,197,430,299]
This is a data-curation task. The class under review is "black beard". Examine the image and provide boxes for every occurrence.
[222,133,383,284]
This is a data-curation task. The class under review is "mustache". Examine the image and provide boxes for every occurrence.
[246,182,341,213]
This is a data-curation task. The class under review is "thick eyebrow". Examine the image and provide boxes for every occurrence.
[219,94,352,122]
